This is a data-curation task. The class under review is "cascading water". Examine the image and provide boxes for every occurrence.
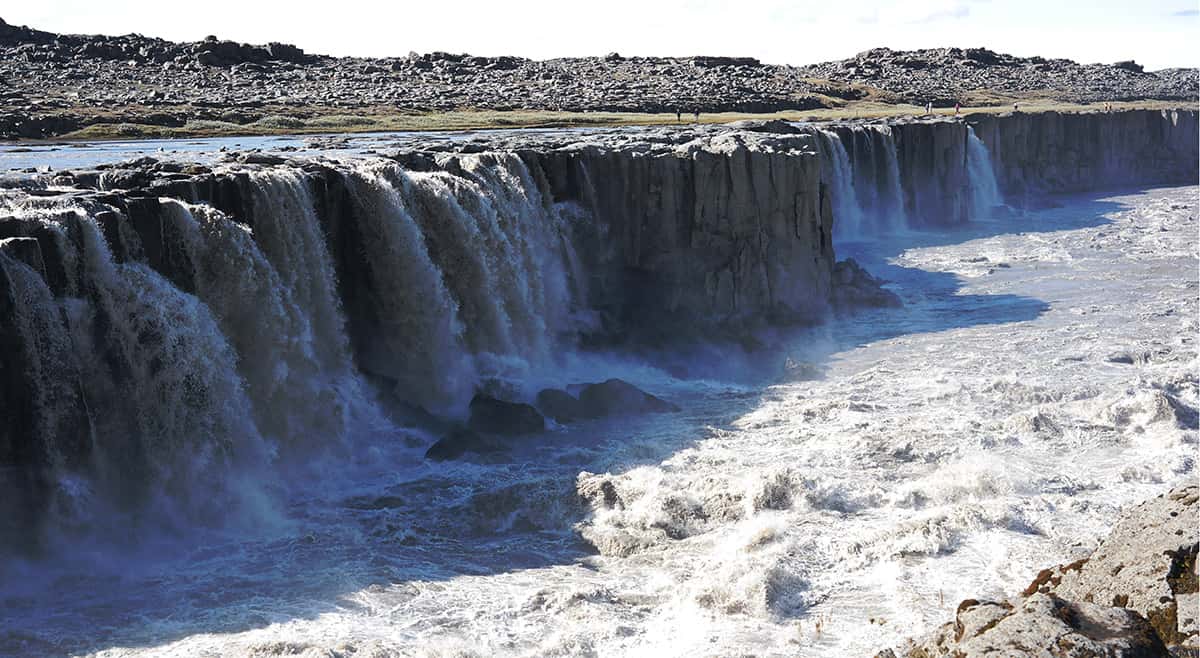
[1,113,1198,658]
[966,126,1003,218]
[839,125,910,236]
[0,123,1019,550]
[818,130,866,239]
[339,156,582,414]
[0,155,591,546]
[874,125,909,230]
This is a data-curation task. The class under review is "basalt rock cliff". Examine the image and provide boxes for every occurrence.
[0,110,1196,551]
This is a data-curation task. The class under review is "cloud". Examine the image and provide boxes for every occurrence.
[910,4,971,23]
[1171,8,1199,16]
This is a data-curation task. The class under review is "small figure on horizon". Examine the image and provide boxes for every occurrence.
[693,109,700,122]
[925,101,932,115]
[955,102,961,115]
[1013,102,1019,112]
[676,109,682,123]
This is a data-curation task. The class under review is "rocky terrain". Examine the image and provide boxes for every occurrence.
[1,16,1195,139]
[881,485,1199,657]
[798,47,1198,106]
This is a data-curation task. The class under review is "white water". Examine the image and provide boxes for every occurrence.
[819,130,866,239]
[966,126,1003,217]
[2,182,1193,657]
[841,125,910,236]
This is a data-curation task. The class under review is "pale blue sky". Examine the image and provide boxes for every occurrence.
[6,0,1199,70]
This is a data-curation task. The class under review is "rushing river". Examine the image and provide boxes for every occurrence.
[0,133,1196,657]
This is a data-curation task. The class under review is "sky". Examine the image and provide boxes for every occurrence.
[5,0,1199,70]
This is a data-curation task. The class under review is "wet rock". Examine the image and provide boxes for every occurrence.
[467,394,545,436]
[424,427,506,461]
[535,388,587,424]
[0,237,45,276]
[831,258,902,308]
[577,379,680,418]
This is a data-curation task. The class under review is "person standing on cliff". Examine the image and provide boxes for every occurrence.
[693,109,700,122]
[925,101,932,115]
[955,102,960,115]
[676,109,681,123]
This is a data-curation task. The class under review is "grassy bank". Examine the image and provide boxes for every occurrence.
[47,99,1199,142]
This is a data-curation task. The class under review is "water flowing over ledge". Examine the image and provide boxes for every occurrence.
[0,109,1196,552]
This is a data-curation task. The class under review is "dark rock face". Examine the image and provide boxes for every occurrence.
[424,428,506,461]
[467,395,546,436]
[577,379,680,418]
[890,119,973,225]
[884,485,1199,657]
[970,109,1200,200]
[536,388,587,424]
[831,259,901,308]
[518,130,834,341]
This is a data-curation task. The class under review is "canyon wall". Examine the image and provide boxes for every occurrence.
[970,108,1200,202]
[0,109,1195,549]
[0,130,832,549]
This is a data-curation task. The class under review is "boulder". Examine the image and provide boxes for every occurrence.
[424,427,506,461]
[576,379,680,418]
[883,485,1200,656]
[899,593,1168,657]
[535,388,587,424]
[1041,485,1199,651]
[831,258,902,308]
[723,119,803,134]
[467,394,545,436]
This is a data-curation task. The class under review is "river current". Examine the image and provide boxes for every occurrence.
[0,134,1195,657]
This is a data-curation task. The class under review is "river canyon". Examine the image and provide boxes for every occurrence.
[0,109,1197,656]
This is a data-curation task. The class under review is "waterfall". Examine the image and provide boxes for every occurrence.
[159,197,378,452]
[2,136,836,544]
[53,208,268,529]
[873,125,909,231]
[966,126,1003,218]
[838,125,909,237]
[341,156,581,413]
[818,130,866,239]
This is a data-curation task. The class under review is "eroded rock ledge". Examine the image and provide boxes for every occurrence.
[880,485,1199,657]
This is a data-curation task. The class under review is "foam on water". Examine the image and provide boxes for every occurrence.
[3,184,1190,657]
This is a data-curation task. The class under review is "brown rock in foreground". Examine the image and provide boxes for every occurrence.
[882,484,1199,657]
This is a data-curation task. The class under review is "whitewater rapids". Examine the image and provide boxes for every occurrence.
[2,182,1192,657]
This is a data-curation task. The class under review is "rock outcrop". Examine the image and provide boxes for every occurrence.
[467,395,546,436]
[884,485,1199,657]
[799,47,1196,105]
[0,18,1195,138]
